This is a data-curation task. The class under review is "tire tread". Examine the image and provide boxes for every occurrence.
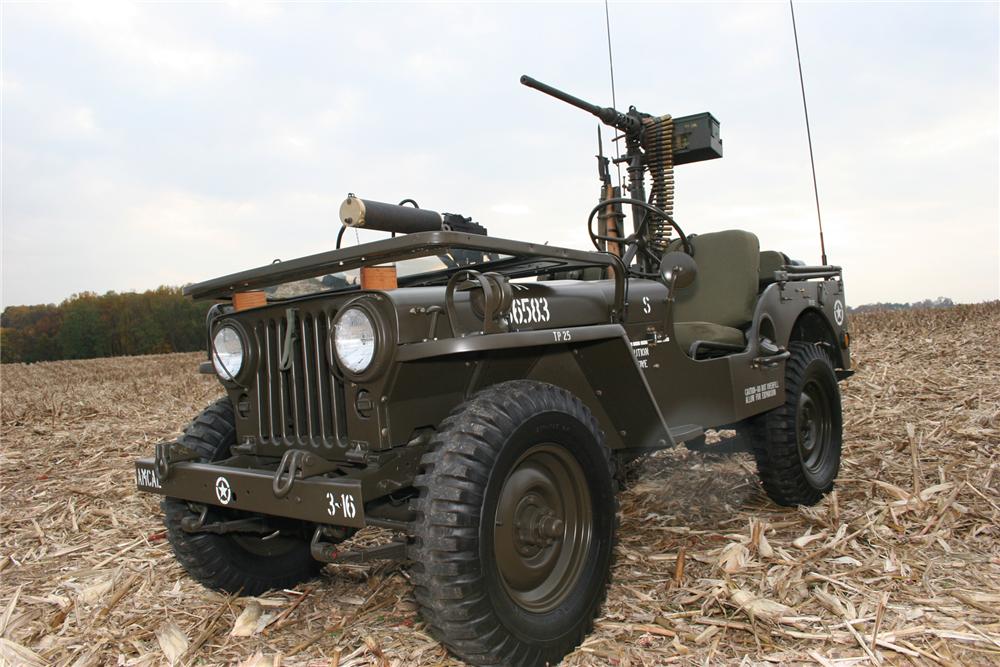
[749,342,842,506]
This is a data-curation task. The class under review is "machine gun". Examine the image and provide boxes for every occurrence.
[520,75,722,276]
[337,194,494,271]
[339,194,487,238]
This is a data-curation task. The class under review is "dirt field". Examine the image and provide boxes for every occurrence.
[2,303,998,666]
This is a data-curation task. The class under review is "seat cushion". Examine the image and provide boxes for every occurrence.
[674,321,745,353]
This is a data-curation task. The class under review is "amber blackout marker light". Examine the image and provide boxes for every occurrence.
[233,291,266,311]
[360,266,398,290]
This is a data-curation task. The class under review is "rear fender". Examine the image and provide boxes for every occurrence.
[752,279,850,369]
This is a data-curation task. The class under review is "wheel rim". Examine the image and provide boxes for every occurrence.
[796,377,833,476]
[493,444,593,613]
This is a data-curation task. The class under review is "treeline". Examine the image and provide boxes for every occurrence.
[1,287,210,364]
[849,297,954,314]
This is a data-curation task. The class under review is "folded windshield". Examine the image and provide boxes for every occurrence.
[265,249,508,300]
[183,231,623,303]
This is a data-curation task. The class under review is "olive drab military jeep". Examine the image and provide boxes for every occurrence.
[135,76,852,667]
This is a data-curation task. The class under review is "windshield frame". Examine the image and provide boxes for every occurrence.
[183,231,626,317]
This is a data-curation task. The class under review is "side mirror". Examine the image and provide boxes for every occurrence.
[659,251,698,291]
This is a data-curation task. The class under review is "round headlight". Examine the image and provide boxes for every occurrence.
[212,325,245,380]
[334,307,377,374]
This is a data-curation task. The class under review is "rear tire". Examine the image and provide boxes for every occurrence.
[409,381,618,667]
[161,398,322,596]
[750,343,842,506]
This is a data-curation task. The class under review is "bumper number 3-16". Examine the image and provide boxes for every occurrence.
[326,492,357,519]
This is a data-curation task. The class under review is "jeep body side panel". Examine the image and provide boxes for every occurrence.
[640,277,848,429]
[641,330,785,427]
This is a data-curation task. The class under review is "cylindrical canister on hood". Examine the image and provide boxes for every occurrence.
[339,195,443,235]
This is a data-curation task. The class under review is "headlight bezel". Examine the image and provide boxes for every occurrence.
[210,321,252,384]
[331,298,391,381]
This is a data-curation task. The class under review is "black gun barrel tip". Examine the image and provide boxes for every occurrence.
[520,75,530,84]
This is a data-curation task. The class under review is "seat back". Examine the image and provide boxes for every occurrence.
[758,250,789,289]
[669,230,760,327]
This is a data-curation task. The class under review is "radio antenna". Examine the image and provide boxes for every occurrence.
[603,0,622,188]
[790,0,828,265]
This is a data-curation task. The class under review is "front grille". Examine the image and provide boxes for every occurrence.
[253,310,346,450]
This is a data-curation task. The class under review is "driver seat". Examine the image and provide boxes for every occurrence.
[668,230,760,357]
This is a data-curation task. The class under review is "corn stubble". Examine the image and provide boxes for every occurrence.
[1,303,998,665]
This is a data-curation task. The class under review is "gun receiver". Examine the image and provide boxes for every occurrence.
[520,74,722,166]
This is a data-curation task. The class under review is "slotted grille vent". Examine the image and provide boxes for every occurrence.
[253,311,346,450]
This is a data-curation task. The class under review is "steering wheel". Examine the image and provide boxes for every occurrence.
[586,197,692,273]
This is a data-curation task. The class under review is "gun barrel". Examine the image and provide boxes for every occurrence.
[520,75,601,116]
[520,74,639,134]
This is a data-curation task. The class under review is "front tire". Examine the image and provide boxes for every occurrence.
[750,342,843,506]
[410,381,618,667]
[161,398,322,596]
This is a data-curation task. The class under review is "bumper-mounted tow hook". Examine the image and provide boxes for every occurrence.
[272,449,342,498]
[154,441,201,480]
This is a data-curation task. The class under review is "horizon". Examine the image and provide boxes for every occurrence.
[2,2,998,307]
[2,281,993,312]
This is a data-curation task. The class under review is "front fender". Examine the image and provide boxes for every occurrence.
[386,324,672,451]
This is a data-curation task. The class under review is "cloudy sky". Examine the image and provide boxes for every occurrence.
[2,1,998,307]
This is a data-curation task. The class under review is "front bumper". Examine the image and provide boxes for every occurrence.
[134,458,366,529]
